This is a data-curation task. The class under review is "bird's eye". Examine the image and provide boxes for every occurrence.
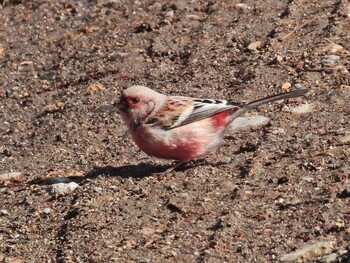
[130,98,140,104]
[125,97,141,107]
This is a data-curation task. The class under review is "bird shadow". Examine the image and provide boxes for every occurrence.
[85,163,169,179]
[28,163,168,186]
[85,160,216,179]
[28,159,235,186]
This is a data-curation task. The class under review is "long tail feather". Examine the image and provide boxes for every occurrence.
[229,89,308,120]
[242,89,308,110]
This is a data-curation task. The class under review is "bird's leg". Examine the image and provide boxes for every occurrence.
[167,161,185,172]
[153,161,185,179]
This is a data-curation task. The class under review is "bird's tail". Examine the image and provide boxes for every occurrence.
[229,89,308,120]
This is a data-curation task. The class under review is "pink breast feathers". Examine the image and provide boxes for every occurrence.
[130,127,200,161]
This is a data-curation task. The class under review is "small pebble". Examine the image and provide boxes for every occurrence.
[339,134,350,143]
[3,257,23,263]
[0,172,22,180]
[103,0,118,9]
[42,208,51,214]
[164,10,174,23]
[325,43,344,53]
[319,252,340,263]
[321,55,340,66]
[94,187,103,193]
[271,128,285,135]
[293,83,305,90]
[139,227,156,236]
[0,209,10,216]
[288,103,313,114]
[281,82,291,90]
[186,14,201,20]
[247,41,261,51]
[339,3,350,17]
[221,156,232,164]
[271,55,283,64]
[173,0,187,10]
[86,82,106,94]
[302,176,314,183]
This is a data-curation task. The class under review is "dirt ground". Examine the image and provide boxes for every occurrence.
[0,0,349,262]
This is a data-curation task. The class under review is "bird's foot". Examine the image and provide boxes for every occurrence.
[152,161,185,180]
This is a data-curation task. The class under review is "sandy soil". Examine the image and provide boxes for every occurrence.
[0,0,349,262]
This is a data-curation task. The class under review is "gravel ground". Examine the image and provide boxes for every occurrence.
[0,0,349,262]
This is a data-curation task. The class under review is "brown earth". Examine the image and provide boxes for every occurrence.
[0,0,349,262]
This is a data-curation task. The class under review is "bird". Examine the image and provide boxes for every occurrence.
[117,85,307,169]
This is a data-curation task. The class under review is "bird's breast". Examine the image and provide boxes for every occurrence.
[130,125,203,161]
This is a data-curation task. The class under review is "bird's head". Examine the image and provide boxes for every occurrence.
[117,86,166,129]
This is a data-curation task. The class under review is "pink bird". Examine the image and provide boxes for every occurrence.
[117,86,307,168]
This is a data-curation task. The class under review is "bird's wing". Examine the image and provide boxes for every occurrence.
[145,96,240,130]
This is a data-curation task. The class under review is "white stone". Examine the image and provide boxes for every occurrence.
[236,3,251,9]
[48,182,79,195]
[280,240,335,262]
[0,172,22,180]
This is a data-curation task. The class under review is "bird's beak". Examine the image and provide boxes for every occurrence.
[115,99,127,112]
